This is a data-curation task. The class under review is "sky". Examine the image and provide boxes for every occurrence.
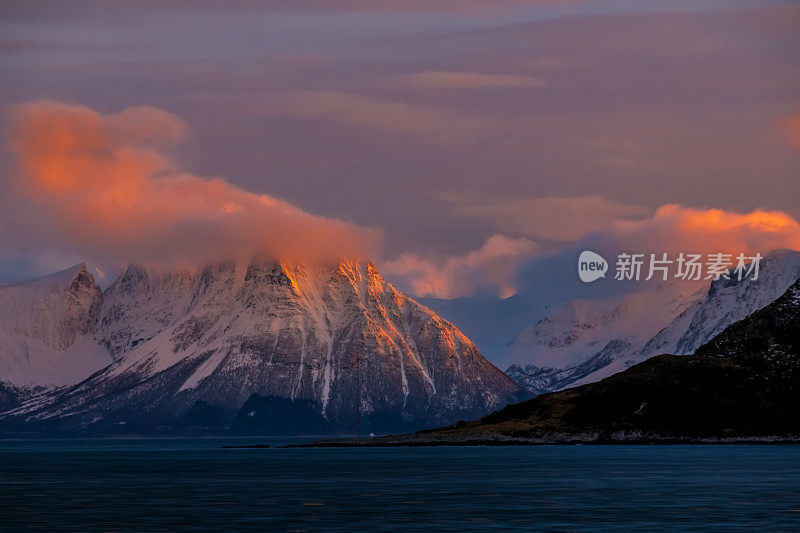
[1,0,799,298]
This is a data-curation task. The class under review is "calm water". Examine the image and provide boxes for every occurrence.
[1,439,799,531]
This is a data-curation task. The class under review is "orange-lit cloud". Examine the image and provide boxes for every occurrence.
[383,234,538,299]
[600,204,800,256]
[3,101,381,268]
[383,205,800,299]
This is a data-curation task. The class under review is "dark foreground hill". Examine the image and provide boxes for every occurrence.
[377,277,800,444]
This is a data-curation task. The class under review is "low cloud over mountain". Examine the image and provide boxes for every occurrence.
[2,102,381,270]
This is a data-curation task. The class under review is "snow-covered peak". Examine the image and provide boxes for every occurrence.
[1,263,87,290]
[4,257,522,433]
[0,263,101,351]
[506,248,800,395]
[645,248,800,356]
[0,264,110,389]
[508,281,705,370]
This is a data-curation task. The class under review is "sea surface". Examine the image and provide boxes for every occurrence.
[1,438,799,531]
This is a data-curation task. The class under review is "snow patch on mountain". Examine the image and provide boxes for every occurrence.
[507,249,800,395]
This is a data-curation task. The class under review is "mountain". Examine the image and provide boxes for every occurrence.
[506,249,800,394]
[506,283,705,394]
[0,259,524,435]
[0,264,109,400]
[416,247,654,368]
[380,273,800,444]
[642,249,800,356]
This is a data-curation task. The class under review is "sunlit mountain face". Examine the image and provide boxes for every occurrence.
[0,259,525,435]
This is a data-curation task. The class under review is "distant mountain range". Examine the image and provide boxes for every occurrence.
[0,260,525,435]
[505,281,705,394]
[380,271,800,444]
[499,249,800,394]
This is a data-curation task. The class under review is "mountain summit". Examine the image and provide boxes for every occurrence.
[0,264,109,393]
[1,259,524,434]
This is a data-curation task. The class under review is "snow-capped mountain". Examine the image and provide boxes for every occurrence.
[0,264,110,393]
[642,249,800,356]
[1,259,523,434]
[507,249,800,394]
[506,282,706,394]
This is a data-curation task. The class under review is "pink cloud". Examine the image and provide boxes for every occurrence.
[383,234,539,298]
[3,101,381,268]
[600,204,800,256]
[383,204,800,299]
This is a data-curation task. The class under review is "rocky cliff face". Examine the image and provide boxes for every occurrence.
[2,259,524,434]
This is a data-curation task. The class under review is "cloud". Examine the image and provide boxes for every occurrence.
[785,104,800,149]
[385,204,800,300]
[383,234,538,299]
[403,71,548,89]
[274,91,491,141]
[2,101,381,269]
[451,196,650,242]
[0,0,583,22]
[272,0,580,13]
[588,204,800,256]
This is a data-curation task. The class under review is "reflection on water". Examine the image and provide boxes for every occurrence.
[1,439,799,531]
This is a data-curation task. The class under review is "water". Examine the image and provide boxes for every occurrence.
[1,439,799,531]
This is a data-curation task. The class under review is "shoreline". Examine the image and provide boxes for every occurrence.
[278,436,800,448]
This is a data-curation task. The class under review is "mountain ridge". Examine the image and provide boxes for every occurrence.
[0,258,526,435]
[505,249,800,394]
